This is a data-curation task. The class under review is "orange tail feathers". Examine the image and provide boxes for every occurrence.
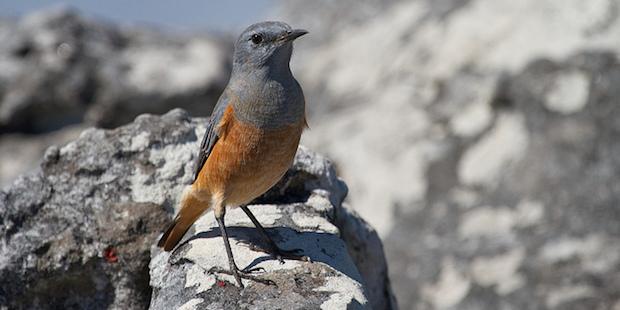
[157,186,212,251]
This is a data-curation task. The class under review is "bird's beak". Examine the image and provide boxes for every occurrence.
[280,29,309,42]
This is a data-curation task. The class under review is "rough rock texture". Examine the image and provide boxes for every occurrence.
[149,143,386,310]
[5,0,620,309]
[279,0,620,309]
[0,7,231,187]
[0,109,394,310]
[0,123,87,189]
[0,7,230,133]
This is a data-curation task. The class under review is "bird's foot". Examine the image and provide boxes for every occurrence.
[208,266,276,287]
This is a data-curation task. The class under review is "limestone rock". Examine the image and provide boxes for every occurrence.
[280,0,620,309]
[0,7,231,188]
[0,109,394,309]
[148,130,383,309]
[0,7,230,133]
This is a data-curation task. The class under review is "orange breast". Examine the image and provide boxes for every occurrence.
[195,104,304,206]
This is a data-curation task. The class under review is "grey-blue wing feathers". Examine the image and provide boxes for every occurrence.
[194,90,229,180]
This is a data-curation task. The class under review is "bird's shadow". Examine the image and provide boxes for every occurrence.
[180,225,360,283]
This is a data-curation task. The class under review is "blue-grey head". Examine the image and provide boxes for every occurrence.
[233,21,308,74]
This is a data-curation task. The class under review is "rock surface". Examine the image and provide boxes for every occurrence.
[4,1,620,309]
[0,7,230,133]
[149,143,377,310]
[0,7,231,187]
[280,0,620,309]
[0,109,395,310]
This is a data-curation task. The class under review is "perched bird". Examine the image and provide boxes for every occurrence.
[157,21,309,288]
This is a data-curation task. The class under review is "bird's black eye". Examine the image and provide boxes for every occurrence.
[250,34,263,44]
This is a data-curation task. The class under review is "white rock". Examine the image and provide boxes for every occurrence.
[470,247,526,295]
[421,257,471,309]
[458,112,528,187]
[544,70,590,115]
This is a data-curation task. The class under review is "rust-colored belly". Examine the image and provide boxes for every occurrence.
[196,108,304,206]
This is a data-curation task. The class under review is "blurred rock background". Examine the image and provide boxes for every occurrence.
[2,0,620,309]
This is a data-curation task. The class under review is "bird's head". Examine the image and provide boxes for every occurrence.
[233,21,308,74]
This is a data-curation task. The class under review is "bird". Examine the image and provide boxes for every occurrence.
[157,21,309,288]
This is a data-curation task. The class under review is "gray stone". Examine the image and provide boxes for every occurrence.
[279,0,620,309]
[148,141,374,309]
[1,109,394,309]
[0,7,231,133]
[10,0,620,308]
[0,124,86,189]
[0,7,232,188]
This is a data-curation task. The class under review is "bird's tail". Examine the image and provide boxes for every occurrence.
[158,186,212,251]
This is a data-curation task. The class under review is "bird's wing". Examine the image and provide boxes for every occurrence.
[194,90,230,180]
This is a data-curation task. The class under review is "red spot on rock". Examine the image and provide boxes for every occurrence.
[104,246,118,262]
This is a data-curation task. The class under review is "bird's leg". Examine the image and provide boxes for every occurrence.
[240,205,311,262]
[211,212,275,288]
[214,212,243,287]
